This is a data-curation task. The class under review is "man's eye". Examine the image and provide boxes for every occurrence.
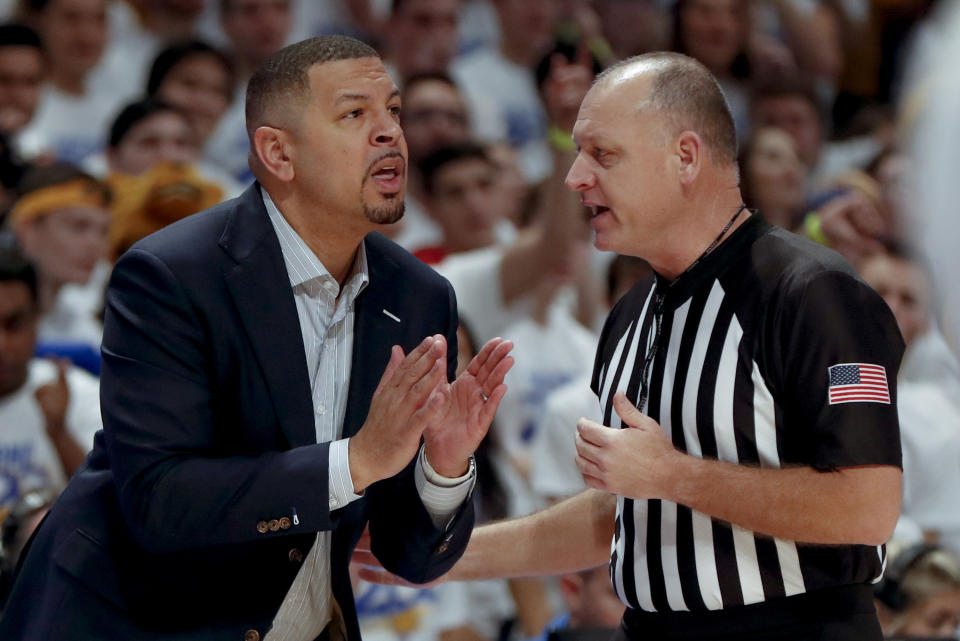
[344,109,363,119]
[389,105,401,116]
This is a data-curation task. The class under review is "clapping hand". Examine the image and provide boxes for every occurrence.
[423,337,514,477]
[349,335,451,492]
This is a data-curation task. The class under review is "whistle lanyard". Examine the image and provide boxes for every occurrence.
[636,204,748,413]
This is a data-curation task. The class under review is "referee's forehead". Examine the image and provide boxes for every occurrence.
[579,72,654,135]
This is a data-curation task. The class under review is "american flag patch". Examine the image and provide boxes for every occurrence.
[828,363,890,405]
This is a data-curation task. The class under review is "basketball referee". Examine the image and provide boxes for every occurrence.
[357,52,904,640]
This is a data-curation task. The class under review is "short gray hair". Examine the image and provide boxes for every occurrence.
[597,52,738,164]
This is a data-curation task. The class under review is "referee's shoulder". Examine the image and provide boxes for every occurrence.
[750,226,860,294]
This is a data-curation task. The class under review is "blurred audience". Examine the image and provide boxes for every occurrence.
[858,246,960,558]
[535,564,624,641]
[102,99,224,260]
[8,162,109,348]
[451,0,560,183]
[0,23,44,139]
[146,39,234,149]
[382,0,460,80]
[0,248,100,612]
[529,255,653,505]
[416,142,501,263]
[16,0,115,163]
[0,1,956,638]
[93,0,207,102]
[909,0,960,351]
[750,78,884,191]
[205,0,293,185]
[0,245,100,514]
[105,98,197,175]
[392,71,471,252]
[596,0,672,59]
[220,0,291,83]
[673,0,756,133]
[737,125,808,230]
[875,542,960,639]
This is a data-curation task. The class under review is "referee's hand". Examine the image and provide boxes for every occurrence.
[574,392,680,499]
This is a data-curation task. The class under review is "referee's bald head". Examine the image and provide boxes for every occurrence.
[593,52,737,166]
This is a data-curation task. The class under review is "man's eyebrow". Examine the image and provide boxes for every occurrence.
[335,89,401,105]
[335,93,370,105]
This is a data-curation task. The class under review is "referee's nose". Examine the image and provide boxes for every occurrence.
[565,152,596,193]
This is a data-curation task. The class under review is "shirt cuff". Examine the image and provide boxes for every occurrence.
[415,446,476,529]
[328,438,363,512]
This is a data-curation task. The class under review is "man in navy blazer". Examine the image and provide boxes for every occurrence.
[0,36,513,640]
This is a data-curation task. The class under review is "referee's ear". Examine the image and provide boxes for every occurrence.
[613,392,645,427]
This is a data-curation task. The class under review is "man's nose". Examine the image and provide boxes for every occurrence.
[372,112,402,146]
[564,154,594,192]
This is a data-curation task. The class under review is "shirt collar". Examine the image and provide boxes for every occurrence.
[654,211,769,306]
[261,187,369,297]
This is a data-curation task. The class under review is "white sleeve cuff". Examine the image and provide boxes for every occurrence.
[415,446,476,529]
[328,438,363,512]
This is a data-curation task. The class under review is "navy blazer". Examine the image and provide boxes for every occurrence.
[0,184,473,640]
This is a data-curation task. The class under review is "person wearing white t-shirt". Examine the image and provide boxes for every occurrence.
[451,0,560,184]
[0,247,101,513]
[204,0,294,185]
[423,141,590,345]
[0,23,45,141]
[529,255,653,505]
[859,247,960,556]
[391,72,473,254]
[16,0,123,164]
[428,51,598,345]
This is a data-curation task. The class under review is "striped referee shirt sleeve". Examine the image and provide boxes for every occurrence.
[777,271,904,470]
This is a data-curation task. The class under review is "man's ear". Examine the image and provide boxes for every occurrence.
[252,126,295,183]
[675,130,703,187]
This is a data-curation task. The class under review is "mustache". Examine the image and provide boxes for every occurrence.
[365,151,406,177]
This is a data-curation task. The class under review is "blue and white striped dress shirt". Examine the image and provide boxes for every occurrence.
[260,189,473,641]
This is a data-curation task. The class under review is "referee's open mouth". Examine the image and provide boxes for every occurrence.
[587,204,611,224]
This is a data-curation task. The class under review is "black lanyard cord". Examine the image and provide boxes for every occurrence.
[635,204,747,414]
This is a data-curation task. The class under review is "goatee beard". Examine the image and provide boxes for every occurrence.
[364,196,405,224]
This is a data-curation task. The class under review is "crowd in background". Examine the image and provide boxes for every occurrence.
[0,0,958,638]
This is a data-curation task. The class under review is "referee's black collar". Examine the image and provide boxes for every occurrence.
[654,211,770,305]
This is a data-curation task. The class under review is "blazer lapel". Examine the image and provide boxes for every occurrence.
[342,236,402,439]
[220,184,315,448]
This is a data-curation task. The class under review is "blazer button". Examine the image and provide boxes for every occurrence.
[256,521,269,534]
[268,519,281,532]
[279,517,292,530]
[244,629,260,641]
[288,548,303,563]
[437,542,449,554]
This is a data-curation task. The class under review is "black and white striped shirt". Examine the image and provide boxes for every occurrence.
[591,215,903,613]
